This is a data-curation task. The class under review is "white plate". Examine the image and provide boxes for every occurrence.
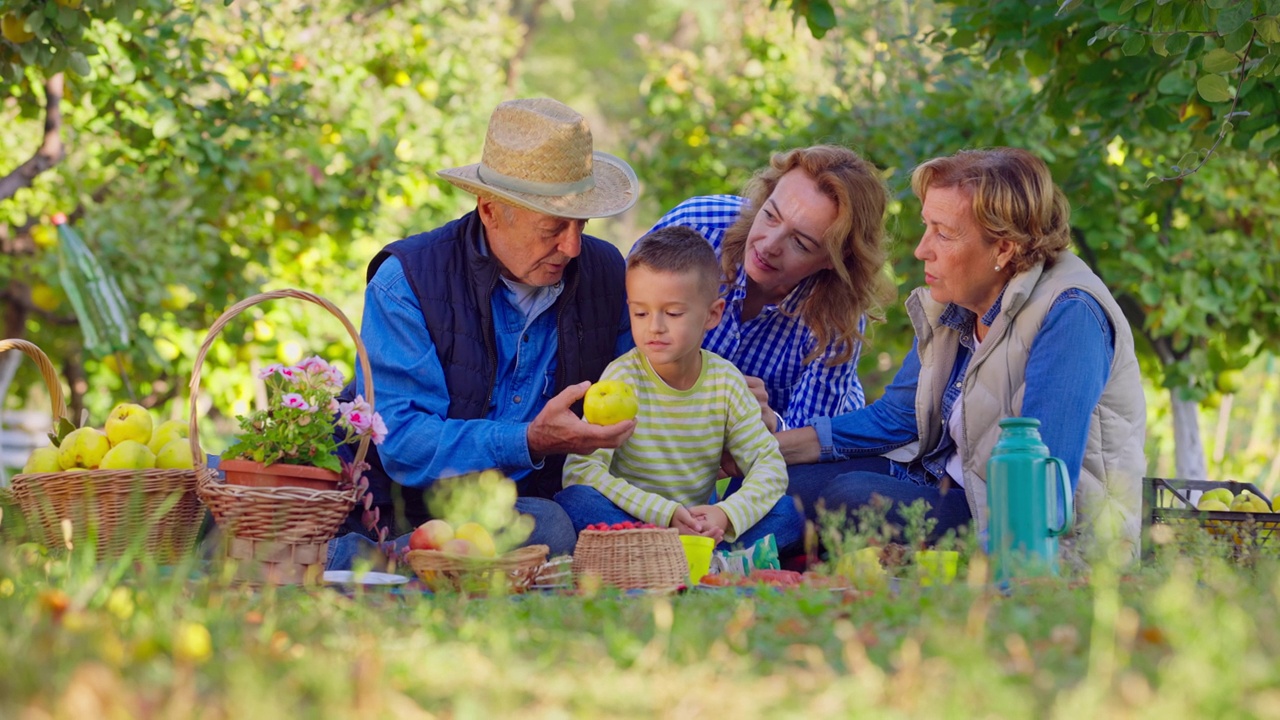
[323,570,410,585]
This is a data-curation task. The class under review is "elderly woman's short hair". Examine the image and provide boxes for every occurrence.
[911,148,1072,273]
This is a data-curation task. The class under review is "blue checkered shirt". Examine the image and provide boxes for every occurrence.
[647,195,867,430]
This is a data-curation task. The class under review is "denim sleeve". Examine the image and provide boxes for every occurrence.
[816,338,923,462]
[1020,290,1115,493]
[355,258,534,488]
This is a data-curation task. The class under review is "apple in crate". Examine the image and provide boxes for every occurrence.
[409,519,454,551]
[440,538,478,556]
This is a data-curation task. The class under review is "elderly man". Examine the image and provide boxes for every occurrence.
[328,98,639,568]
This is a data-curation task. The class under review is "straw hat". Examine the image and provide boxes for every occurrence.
[438,98,640,219]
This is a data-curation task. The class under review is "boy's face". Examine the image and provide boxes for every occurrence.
[626,265,725,371]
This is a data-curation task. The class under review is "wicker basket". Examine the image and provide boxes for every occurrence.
[2,338,202,563]
[191,290,368,585]
[405,544,550,594]
[572,527,688,591]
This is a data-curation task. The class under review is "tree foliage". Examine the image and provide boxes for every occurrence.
[1,0,520,428]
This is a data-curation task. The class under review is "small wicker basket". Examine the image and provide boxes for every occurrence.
[572,527,688,591]
[405,544,549,594]
[2,338,203,562]
[192,290,367,585]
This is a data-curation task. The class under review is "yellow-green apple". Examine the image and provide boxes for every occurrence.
[155,438,202,469]
[583,380,638,425]
[99,440,157,470]
[58,428,111,469]
[148,419,187,455]
[22,446,62,474]
[1199,487,1235,507]
[105,403,153,447]
[454,522,497,557]
[409,519,454,551]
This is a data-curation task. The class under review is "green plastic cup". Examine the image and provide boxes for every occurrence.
[679,535,715,586]
[916,550,959,587]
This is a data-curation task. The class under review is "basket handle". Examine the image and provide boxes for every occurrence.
[0,338,68,427]
[187,289,375,482]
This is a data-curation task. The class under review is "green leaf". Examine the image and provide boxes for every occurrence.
[1122,34,1147,55]
[1223,23,1253,52]
[804,0,837,38]
[153,114,179,139]
[1197,74,1232,102]
[68,52,90,77]
[1215,1,1252,35]
[1256,17,1280,43]
[1165,32,1190,55]
[1056,0,1084,16]
[1119,0,1142,15]
[1201,48,1239,73]
[1151,34,1169,56]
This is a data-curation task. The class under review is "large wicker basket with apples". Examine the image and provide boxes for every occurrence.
[403,519,548,594]
[2,338,203,563]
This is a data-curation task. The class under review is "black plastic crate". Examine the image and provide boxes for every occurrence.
[1145,477,1280,551]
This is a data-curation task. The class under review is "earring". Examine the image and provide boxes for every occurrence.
[994,265,1002,271]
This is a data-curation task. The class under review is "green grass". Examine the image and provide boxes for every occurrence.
[3,502,1280,719]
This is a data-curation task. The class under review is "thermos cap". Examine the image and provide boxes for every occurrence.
[998,416,1040,429]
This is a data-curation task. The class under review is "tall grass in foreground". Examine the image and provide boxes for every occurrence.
[2,500,1280,718]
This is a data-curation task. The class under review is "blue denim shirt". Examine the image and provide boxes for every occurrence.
[355,256,633,488]
[812,288,1115,492]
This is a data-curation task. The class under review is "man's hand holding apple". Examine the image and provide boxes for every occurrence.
[527,381,635,460]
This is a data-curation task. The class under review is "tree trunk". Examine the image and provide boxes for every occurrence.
[1170,391,1207,479]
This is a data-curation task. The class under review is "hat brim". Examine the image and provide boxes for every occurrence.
[437,151,639,220]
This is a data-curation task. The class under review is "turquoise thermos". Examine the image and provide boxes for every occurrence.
[985,417,1075,581]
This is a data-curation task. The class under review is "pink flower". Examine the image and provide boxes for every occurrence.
[282,393,313,411]
[328,398,340,414]
[258,364,284,379]
[278,366,303,382]
[370,413,388,445]
[298,356,331,374]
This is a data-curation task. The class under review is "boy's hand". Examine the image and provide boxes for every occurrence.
[670,506,704,535]
[688,504,730,543]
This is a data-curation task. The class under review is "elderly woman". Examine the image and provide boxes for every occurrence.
[777,148,1146,563]
[648,145,894,433]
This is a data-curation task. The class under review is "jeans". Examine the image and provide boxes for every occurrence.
[787,457,973,544]
[554,484,804,555]
[325,497,578,571]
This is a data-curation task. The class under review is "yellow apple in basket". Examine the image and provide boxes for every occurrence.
[583,380,638,426]
[99,440,156,470]
[148,419,188,455]
[58,428,111,469]
[22,447,62,474]
[105,403,153,447]
[155,438,201,470]
[454,522,497,557]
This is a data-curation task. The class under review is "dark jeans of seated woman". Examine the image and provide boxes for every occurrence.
[787,456,973,546]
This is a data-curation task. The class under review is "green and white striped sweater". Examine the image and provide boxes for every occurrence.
[563,348,787,541]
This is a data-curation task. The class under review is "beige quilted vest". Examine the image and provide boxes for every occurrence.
[904,251,1147,565]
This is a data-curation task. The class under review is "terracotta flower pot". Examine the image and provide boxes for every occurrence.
[218,458,342,491]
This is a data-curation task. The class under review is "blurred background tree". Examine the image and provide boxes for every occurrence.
[2,0,1276,488]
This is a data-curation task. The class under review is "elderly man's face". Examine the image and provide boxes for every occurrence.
[478,198,586,286]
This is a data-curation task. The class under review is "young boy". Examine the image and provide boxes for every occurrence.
[557,226,802,550]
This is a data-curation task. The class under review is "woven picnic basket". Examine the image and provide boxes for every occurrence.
[405,544,550,594]
[572,527,688,591]
[2,338,202,562]
[192,290,365,585]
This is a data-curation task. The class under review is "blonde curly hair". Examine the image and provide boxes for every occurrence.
[720,146,893,365]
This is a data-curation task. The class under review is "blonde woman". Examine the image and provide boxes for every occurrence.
[648,146,894,434]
